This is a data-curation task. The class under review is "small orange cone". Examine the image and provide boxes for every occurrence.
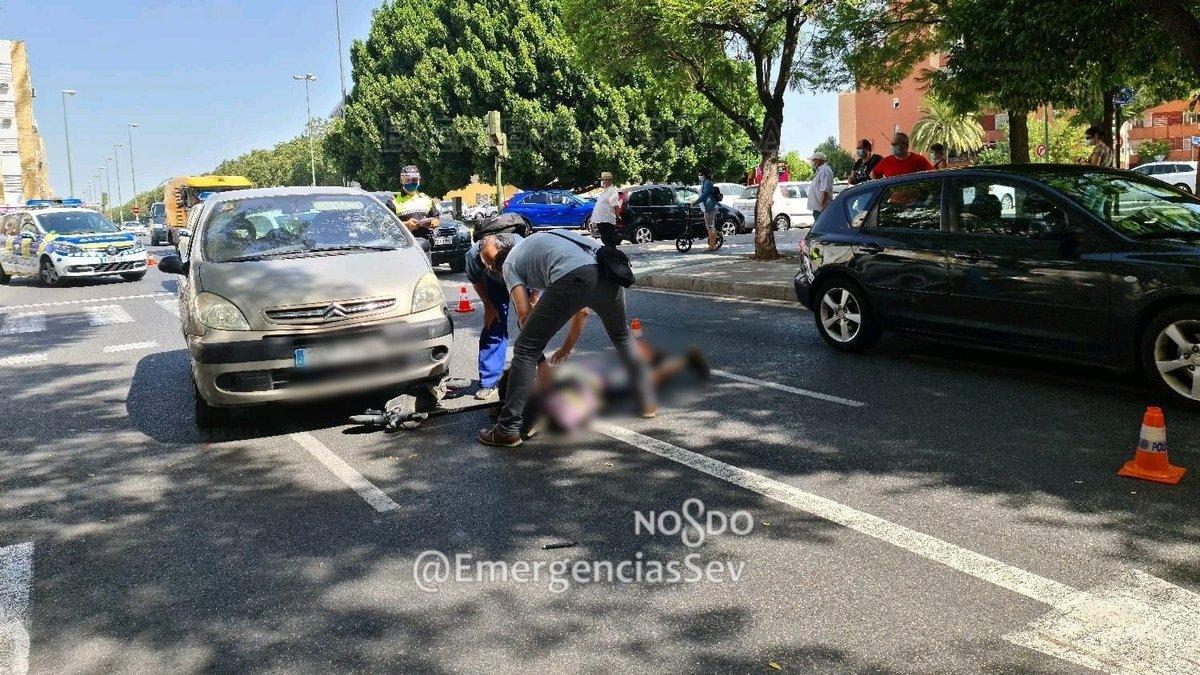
[147,255,157,267]
[1118,406,1186,485]
[630,318,643,340]
[456,285,475,313]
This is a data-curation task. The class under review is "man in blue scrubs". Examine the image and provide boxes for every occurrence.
[464,218,525,400]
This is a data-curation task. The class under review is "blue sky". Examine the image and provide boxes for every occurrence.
[20,1,837,199]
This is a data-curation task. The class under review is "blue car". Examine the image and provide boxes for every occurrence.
[503,190,595,231]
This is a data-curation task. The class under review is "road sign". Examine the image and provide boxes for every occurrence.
[1192,136,1200,148]
[131,206,141,215]
[1035,144,1048,158]
[1113,86,1135,106]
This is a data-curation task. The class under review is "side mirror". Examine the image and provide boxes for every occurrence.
[158,254,188,275]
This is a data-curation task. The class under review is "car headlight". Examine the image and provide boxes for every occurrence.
[456,225,470,239]
[129,242,145,253]
[196,292,251,331]
[52,242,84,256]
[411,270,444,313]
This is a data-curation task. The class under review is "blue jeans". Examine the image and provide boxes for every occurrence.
[478,275,510,389]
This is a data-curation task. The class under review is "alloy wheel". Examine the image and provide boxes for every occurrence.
[634,227,653,244]
[40,260,59,286]
[721,220,738,237]
[1153,320,1200,402]
[819,287,862,343]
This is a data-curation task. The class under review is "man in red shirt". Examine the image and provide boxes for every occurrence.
[871,132,934,179]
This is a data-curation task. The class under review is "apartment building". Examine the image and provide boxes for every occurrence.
[0,39,52,205]
[1127,100,1200,165]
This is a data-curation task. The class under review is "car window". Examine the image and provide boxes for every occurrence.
[1133,165,1151,175]
[1043,170,1200,239]
[781,184,807,199]
[843,190,878,228]
[628,189,650,207]
[651,188,675,206]
[872,180,942,231]
[35,211,119,235]
[675,188,698,205]
[523,193,547,205]
[953,179,1071,237]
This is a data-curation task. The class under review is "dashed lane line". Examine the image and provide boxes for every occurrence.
[103,341,158,353]
[0,313,45,335]
[289,432,400,513]
[0,354,47,367]
[0,292,173,312]
[711,369,865,407]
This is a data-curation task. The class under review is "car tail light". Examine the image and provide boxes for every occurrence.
[616,191,628,221]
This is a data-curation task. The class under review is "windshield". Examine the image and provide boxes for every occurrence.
[202,194,412,263]
[36,211,120,235]
[1043,171,1200,239]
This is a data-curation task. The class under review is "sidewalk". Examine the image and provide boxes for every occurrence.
[633,254,803,303]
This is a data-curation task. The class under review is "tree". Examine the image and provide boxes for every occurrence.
[1136,138,1172,163]
[978,113,1090,166]
[1131,0,1200,191]
[568,0,827,258]
[814,137,854,179]
[325,0,754,200]
[910,94,983,155]
[779,151,813,181]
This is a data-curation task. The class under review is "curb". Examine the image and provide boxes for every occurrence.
[635,272,798,303]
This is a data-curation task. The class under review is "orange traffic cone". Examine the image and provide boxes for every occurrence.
[147,255,157,267]
[631,318,644,340]
[456,285,475,313]
[1118,406,1186,485]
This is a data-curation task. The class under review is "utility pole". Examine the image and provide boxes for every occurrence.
[486,110,508,212]
[127,123,139,216]
[293,73,318,186]
[113,144,125,222]
[60,90,76,197]
[102,160,113,220]
[334,0,348,118]
[1043,104,1051,164]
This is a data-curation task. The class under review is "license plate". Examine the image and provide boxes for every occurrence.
[434,236,454,246]
[98,256,109,264]
[295,339,387,369]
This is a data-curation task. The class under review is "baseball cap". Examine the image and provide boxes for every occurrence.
[810,152,827,161]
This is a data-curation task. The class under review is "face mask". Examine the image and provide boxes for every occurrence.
[403,182,420,193]
[855,149,864,159]
[891,146,903,157]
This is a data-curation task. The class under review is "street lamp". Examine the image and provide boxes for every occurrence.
[113,143,125,222]
[127,123,139,216]
[102,159,113,220]
[334,0,348,118]
[292,73,318,187]
[60,90,76,198]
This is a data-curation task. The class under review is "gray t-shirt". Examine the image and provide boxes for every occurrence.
[465,233,523,285]
[502,230,598,292]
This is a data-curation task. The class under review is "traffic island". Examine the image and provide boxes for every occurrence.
[634,255,803,303]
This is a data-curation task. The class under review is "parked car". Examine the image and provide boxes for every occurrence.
[722,181,814,231]
[156,186,453,428]
[374,191,471,273]
[0,204,148,286]
[120,221,149,237]
[503,190,595,231]
[615,184,747,244]
[1132,160,1197,194]
[794,164,1200,407]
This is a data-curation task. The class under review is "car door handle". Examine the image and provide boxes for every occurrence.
[860,243,885,255]
[953,249,983,263]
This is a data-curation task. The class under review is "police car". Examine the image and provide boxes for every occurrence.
[0,199,148,286]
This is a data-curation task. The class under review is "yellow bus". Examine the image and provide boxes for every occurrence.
[164,175,253,243]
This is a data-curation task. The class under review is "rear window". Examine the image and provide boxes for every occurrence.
[843,190,878,228]
[202,193,411,263]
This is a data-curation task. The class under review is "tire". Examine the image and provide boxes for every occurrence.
[1174,183,1192,194]
[1001,194,1014,210]
[813,278,881,352]
[1139,303,1200,409]
[720,218,738,237]
[632,226,654,245]
[193,380,234,430]
[39,257,61,287]
[584,217,597,236]
[0,262,9,285]
[121,271,147,282]
[448,256,467,274]
[773,214,790,231]
[675,237,693,253]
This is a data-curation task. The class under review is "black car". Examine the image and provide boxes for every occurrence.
[375,191,472,273]
[616,184,746,244]
[794,165,1200,407]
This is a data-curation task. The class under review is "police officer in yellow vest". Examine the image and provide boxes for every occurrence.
[393,164,440,235]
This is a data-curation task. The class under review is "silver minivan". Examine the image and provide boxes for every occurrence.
[158,187,453,428]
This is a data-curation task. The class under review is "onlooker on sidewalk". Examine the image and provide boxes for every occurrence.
[929,143,948,169]
[871,132,934,179]
[695,166,719,251]
[476,230,655,447]
[1084,126,1113,167]
[808,152,834,220]
[592,171,621,246]
[465,224,525,401]
[849,139,882,184]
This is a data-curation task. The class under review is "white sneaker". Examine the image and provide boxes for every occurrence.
[475,387,497,400]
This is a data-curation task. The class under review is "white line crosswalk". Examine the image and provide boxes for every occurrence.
[84,305,134,327]
[102,341,158,354]
[156,299,180,318]
[0,353,48,367]
[0,313,46,335]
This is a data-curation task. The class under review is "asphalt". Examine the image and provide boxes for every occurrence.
[1,233,1198,673]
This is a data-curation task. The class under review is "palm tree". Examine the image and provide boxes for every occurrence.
[910,94,985,156]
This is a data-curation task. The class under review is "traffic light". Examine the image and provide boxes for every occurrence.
[486,110,508,159]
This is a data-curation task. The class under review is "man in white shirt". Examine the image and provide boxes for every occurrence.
[808,152,834,221]
[591,171,621,246]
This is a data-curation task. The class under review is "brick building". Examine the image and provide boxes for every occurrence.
[1127,101,1200,165]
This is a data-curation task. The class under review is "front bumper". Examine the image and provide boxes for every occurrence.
[52,251,148,277]
[429,242,471,266]
[794,269,815,310]
[190,311,455,408]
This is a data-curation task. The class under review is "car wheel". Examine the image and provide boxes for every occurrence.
[584,217,597,236]
[1140,304,1200,409]
[633,226,654,245]
[193,380,234,430]
[1001,194,1014,210]
[675,237,693,253]
[720,219,738,237]
[773,214,790,231]
[1174,183,1192,194]
[0,262,9,285]
[121,271,146,282]
[814,279,881,352]
[39,258,61,287]
[448,256,467,274]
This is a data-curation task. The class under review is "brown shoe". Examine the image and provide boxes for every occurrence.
[478,425,522,447]
[640,405,658,419]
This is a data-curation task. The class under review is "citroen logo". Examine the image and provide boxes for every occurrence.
[321,303,348,320]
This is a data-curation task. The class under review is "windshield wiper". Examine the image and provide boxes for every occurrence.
[309,244,397,252]
[222,249,307,262]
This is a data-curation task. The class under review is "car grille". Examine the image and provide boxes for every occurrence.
[68,261,144,273]
[263,297,397,325]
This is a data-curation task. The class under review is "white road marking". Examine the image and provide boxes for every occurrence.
[84,304,134,327]
[0,542,32,675]
[156,299,180,318]
[0,354,47,367]
[0,313,45,335]
[596,422,1200,673]
[0,292,171,312]
[103,341,158,354]
[289,432,399,513]
[711,369,865,407]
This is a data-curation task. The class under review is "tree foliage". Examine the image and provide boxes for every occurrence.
[779,150,813,181]
[1136,138,1172,163]
[976,113,1090,165]
[213,121,341,188]
[910,94,983,155]
[814,136,854,179]
[324,0,755,199]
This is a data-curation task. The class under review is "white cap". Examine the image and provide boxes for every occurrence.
[810,152,827,161]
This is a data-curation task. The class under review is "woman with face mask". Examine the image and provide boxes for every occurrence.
[848,139,883,185]
[929,143,948,169]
